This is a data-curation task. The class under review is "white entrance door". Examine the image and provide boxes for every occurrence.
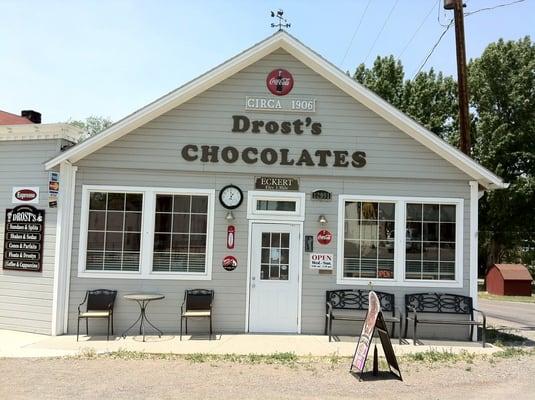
[249,223,300,333]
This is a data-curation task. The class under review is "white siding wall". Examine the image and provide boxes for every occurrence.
[68,49,473,338]
[0,139,65,334]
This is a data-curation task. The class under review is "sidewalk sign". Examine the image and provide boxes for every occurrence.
[350,291,402,381]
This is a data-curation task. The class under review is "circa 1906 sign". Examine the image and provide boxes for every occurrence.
[3,205,45,272]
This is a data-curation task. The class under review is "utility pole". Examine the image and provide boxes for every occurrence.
[444,0,471,156]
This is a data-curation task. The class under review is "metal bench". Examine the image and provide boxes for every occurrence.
[325,289,402,343]
[404,292,487,347]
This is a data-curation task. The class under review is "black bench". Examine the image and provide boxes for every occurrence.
[404,293,487,347]
[325,289,402,343]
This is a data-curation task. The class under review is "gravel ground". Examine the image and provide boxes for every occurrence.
[0,354,533,400]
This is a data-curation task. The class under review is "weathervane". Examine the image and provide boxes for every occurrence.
[270,9,291,31]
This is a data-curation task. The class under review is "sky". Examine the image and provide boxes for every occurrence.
[1,0,534,123]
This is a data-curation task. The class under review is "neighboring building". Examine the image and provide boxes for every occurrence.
[1,32,506,340]
[0,110,41,125]
[486,264,533,296]
[0,118,82,333]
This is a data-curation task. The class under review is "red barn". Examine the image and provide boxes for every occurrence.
[486,264,533,296]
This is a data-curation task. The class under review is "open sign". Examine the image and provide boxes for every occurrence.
[309,253,333,270]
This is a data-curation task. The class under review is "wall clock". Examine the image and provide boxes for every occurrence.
[219,184,243,209]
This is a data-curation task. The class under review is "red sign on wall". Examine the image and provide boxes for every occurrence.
[266,69,294,96]
[316,230,332,245]
[227,225,235,249]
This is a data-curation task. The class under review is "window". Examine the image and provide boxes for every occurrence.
[343,201,395,279]
[260,232,290,280]
[79,186,214,279]
[86,191,143,272]
[153,194,208,273]
[256,200,296,212]
[337,195,462,287]
[247,191,305,221]
[405,203,456,280]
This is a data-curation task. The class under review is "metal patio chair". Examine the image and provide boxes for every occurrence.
[180,289,214,340]
[77,289,117,341]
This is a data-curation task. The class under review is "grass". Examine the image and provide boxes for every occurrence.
[478,291,535,303]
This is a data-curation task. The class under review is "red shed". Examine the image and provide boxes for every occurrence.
[486,264,533,296]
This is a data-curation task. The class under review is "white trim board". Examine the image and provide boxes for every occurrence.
[44,31,505,190]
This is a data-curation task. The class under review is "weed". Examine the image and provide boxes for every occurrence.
[78,347,97,359]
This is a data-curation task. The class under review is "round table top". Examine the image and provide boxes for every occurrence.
[123,293,165,301]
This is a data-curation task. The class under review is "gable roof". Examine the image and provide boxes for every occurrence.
[45,31,506,189]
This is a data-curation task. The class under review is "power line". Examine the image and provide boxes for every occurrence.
[398,0,439,58]
[437,0,450,27]
[363,0,400,64]
[340,0,373,67]
[465,0,526,16]
[412,18,454,79]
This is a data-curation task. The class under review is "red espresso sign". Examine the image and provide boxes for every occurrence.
[266,69,294,96]
[12,187,39,204]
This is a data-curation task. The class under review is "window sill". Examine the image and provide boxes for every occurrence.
[336,277,463,288]
[78,271,212,280]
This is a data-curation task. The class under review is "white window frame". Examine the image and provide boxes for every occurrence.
[247,191,305,221]
[78,185,215,280]
[337,195,463,288]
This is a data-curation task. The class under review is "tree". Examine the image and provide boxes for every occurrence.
[469,36,535,269]
[353,56,458,142]
[67,116,113,141]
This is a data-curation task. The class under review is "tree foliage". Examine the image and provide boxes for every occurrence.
[352,38,535,270]
[353,55,458,141]
[68,115,113,141]
[469,36,535,268]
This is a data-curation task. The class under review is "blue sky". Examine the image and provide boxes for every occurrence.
[1,0,533,123]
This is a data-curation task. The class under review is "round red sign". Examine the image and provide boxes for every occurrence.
[266,69,294,96]
[317,230,332,245]
[222,255,238,271]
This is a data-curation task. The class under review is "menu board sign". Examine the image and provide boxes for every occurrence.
[3,205,44,272]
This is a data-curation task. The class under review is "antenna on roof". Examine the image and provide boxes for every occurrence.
[270,9,291,31]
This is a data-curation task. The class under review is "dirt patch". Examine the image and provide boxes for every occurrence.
[0,353,533,399]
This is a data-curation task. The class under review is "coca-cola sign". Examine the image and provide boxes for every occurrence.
[266,69,294,96]
[316,229,333,245]
[12,187,39,204]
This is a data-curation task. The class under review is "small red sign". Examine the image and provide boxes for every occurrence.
[266,69,294,96]
[14,189,37,202]
[227,225,235,249]
[317,229,332,245]
[222,255,238,271]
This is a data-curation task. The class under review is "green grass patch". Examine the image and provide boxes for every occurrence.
[403,349,476,364]
[478,292,535,303]
[492,347,535,358]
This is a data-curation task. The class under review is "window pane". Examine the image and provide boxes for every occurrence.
[126,193,143,211]
[87,232,104,251]
[439,262,455,280]
[107,193,125,211]
[378,221,394,240]
[360,221,378,241]
[172,213,190,233]
[189,234,206,253]
[440,205,456,222]
[406,222,422,241]
[344,221,360,239]
[190,196,208,213]
[125,212,142,231]
[153,253,170,271]
[256,200,296,211]
[422,222,439,241]
[174,195,191,213]
[89,192,107,210]
[378,241,394,259]
[344,240,360,258]
[105,232,123,251]
[361,202,378,220]
[422,261,439,280]
[361,241,377,259]
[440,243,456,261]
[190,214,207,233]
[378,260,394,279]
[171,234,189,252]
[188,254,206,272]
[281,233,289,248]
[406,203,422,221]
[422,242,439,260]
[406,242,421,260]
[170,253,188,272]
[106,211,124,231]
[86,252,104,270]
[262,233,270,247]
[156,195,173,212]
[124,233,141,251]
[122,253,140,271]
[440,223,455,242]
[345,202,361,219]
[379,203,395,220]
[104,252,122,271]
[154,234,171,252]
[343,258,359,277]
[155,213,172,232]
[423,204,439,221]
[88,211,105,231]
[271,233,280,247]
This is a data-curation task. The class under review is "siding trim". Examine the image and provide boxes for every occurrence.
[336,194,464,288]
[469,181,479,341]
[44,32,505,190]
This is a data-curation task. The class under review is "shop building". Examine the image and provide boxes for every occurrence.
[1,32,506,339]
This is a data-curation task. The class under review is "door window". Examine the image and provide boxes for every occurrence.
[260,232,290,280]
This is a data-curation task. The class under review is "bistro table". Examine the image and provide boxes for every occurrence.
[121,293,165,342]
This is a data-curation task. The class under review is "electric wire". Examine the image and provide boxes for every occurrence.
[465,0,526,16]
[363,0,400,64]
[398,0,439,58]
[340,0,373,67]
[412,18,454,79]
